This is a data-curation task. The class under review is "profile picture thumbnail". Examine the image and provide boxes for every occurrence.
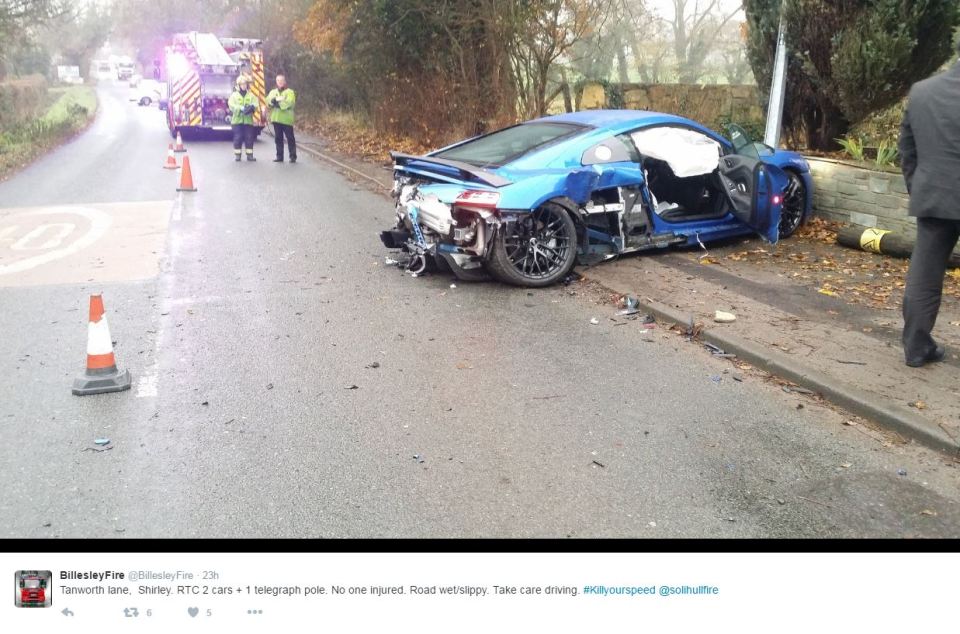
[14,570,52,607]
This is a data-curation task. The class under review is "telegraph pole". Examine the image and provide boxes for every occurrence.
[764,11,788,148]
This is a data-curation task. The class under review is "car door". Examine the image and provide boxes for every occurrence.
[719,124,783,244]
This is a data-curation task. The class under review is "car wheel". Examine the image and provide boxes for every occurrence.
[486,202,577,287]
[139,97,151,106]
[779,171,807,239]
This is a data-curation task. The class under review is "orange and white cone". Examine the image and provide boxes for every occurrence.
[174,131,186,153]
[72,294,132,396]
[177,155,197,192]
[163,143,179,169]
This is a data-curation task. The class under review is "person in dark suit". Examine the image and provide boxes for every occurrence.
[898,40,960,367]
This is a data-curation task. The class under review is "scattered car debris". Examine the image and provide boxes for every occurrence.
[782,386,815,396]
[714,310,737,323]
[345,385,359,390]
[94,438,110,446]
[384,257,399,266]
[413,454,425,464]
[920,509,938,517]
[710,375,722,383]
[908,400,926,410]
[897,468,908,476]
[366,361,381,369]
[618,296,641,316]
[82,444,113,453]
[450,284,457,289]
[833,359,867,365]
[266,383,274,390]
[732,374,744,382]
[591,460,606,468]
[589,317,599,325]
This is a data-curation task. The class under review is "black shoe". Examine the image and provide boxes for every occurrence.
[235,155,241,162]
[290,157,297,163]
[905,345,946,368]
[247,155,256,162]
[273,157,283,162]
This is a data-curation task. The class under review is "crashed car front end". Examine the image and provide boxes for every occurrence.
[381,175,509,278]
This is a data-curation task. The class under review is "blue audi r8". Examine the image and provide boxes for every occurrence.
[380,109,813,287]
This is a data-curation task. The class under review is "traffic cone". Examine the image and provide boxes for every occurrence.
[72,294,132,396]
[177,155,197,192]
[174,131,186,153]
[163,143,179,169]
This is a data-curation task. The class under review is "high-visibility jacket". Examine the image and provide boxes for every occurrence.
[228,90,258,125]
[266,87,296,125]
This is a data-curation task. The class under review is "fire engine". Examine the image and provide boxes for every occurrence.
[154,32,266,138]
[18,572,47,607]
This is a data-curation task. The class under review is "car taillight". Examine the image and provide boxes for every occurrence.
[455,190,500,208]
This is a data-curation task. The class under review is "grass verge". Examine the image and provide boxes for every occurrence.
[0,84,98,182]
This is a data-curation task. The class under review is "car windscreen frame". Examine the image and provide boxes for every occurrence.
[432,122,590,168]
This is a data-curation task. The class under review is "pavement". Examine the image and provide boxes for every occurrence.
[0,83,959,538]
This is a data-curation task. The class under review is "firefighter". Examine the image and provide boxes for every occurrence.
[267,74,297,163]
[228,76,258,161]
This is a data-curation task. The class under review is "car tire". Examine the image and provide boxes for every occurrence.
[779,171,807,239]
[486,202,578,287]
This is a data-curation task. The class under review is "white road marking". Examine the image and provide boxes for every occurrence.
[0,225,18,243]
[135,373,158,398]
[11,223,76,250]
[0,207,110,276]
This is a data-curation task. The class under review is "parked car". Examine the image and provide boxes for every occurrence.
[132,79,166,107]
[380,109,813,287]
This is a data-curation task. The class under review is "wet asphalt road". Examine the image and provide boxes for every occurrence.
[1,83,958,538]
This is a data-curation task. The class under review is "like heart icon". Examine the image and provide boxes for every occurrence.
[187,607,199,617]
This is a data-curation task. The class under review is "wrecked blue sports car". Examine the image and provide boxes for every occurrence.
[380,109,813,287]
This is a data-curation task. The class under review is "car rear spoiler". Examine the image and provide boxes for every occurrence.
[390,152,512,188]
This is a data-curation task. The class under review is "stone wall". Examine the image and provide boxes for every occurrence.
[580,82,762,129]
[806,157,916,237]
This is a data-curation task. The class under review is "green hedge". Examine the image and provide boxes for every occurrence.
[0,75,48,131]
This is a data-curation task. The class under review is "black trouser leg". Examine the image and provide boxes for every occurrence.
[273,123,284,160]
[902,217,960,361]
[283,124,296,160]
[244,124,256,159]
[232,124,243,159]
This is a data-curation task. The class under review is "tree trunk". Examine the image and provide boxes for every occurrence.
[803,101,850,151]
[559,67,573,113]
[616,45,629,84]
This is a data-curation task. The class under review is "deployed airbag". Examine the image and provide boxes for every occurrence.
[630,127,721,178]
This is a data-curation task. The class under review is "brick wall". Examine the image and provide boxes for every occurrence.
[807,157,960,254]
[807,157,915,236]
[580,82,762,128]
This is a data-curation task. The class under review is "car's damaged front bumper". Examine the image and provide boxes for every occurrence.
[380,177,508,279]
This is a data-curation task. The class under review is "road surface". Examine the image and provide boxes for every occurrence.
[1,83,958,538]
